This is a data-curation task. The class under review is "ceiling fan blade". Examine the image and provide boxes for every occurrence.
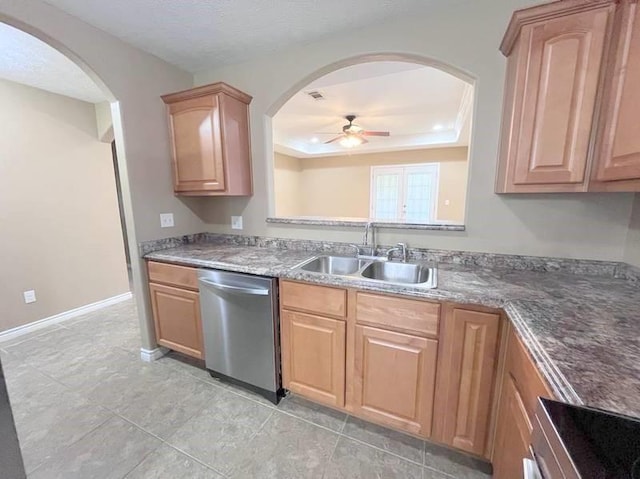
[324,135,344,144]
[362,131,390,137]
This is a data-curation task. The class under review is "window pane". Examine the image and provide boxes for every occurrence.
[404,171,435,223]
[373,173,400,221]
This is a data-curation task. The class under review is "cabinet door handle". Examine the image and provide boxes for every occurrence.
[523,458,543,479]
[199,279,269,296]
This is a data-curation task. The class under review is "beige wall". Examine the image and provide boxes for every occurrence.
[0,79,129,332]
[194,0,635,261]
[94,101,113,143]
[0,0,200,349]
[624,195,640,268]
[274,153,303,217]
[274,148,468,222]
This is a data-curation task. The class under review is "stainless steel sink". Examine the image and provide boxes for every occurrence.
[297,256,367,275]
[360,261,436,286]
[293,255,437,289]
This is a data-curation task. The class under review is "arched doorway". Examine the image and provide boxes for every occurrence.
[0,20,138,337]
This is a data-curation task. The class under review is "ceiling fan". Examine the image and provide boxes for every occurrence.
[324,115,390,147]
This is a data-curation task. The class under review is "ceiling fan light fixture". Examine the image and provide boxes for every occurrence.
[339,134,364,148]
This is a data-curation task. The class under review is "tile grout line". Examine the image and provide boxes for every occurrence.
[321,429,343,479]
[222,408,277,479]
[423,463,459,479]
[121,440,165,479]
[24,412,114,476]
[264,404,428,469]
[0,325,64,348]
[112,414,229,478]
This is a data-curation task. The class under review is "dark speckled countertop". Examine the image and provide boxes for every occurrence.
[145,242,640,419]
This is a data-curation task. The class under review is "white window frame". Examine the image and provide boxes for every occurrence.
[370,163,440,223]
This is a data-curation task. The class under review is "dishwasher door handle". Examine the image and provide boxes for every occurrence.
[199,278,270,296]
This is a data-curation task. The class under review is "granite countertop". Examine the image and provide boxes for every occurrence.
[145,242,640,419]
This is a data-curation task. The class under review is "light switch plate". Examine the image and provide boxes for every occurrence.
[160,213,174,228]
[231,216,243,230]
[23,290,36,304]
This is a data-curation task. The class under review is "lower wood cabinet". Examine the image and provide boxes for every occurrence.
[148,282,203,359]
[432,307,501,457]
[278,279,552,472]
[280,310,346,408]
[492,326,554,479]
[147,261,204,360]
[493,374,535,479]
[351,325,438,437]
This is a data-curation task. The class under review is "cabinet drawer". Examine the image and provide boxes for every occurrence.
[507,329,553,419]
[147,261,199,291]
[356,292,440,337]
[280,280,347,319]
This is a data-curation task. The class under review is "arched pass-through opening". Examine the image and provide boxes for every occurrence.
[266,52,477,225]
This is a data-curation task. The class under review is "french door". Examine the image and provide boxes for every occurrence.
[370,164,439,223]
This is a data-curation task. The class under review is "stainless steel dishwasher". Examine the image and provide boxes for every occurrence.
[198,269,283,404]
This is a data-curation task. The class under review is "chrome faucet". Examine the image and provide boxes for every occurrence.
[387,242,409,262]
[363,222,376,255]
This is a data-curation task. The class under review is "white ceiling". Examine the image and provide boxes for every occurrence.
[40,0,462,72]
[273,62,473,158]
[0,22,106,103]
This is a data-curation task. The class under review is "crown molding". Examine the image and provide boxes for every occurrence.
[500,0,619,56]
[162,81,252,104]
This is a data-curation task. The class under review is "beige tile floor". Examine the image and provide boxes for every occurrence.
[0,299,492,478]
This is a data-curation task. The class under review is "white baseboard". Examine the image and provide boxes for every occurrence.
[0,292,133,343]
[140,346,169,362]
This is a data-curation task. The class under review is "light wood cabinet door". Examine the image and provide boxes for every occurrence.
[492,374,532,479]
[496,2,614,192]
[491,326,554,478]
[433,308,500,456]
[168,94,225,194]
[593,0,640,189]
[280,310,346,408]
[162,82,253,196]
[149,282,203,359]
[352,325,438,437]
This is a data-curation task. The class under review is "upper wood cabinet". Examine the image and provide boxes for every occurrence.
[591,0,640,190]
[496,0,615,193]
[432,307,501,458]
[161,82,253,196]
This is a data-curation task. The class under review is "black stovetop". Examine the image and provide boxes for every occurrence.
[540,398,640,479]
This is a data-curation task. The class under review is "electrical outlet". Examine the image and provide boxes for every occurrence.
[160,213,174,228]
[444,199,450,206]
[231,216,243,230]
[23,290,36,304]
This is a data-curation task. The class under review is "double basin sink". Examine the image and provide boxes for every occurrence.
[294,255,437,288]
